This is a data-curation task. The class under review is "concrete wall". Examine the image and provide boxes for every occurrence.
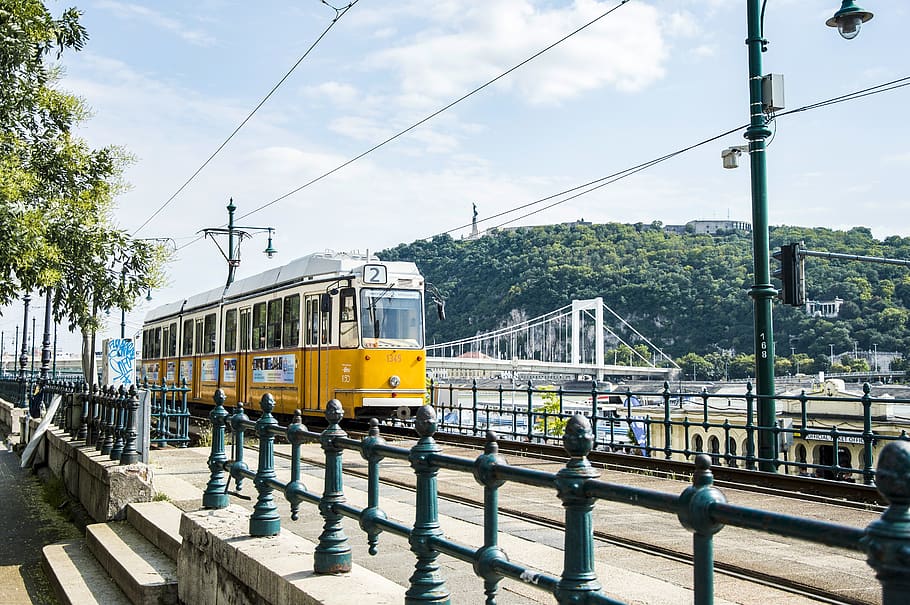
[0,399,27,443]
[178,506,405,605]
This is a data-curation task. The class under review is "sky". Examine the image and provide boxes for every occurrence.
[1,0,907,355]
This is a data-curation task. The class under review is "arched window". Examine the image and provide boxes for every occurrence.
[727,438,738,468]
[693,434,704,454]
[708,436,721,466]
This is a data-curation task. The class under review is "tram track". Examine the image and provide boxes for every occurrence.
[235,440,868,605]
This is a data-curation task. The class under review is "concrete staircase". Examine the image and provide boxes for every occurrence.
[42,501,182,605]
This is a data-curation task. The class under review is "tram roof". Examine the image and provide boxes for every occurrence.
[144,252,421,322]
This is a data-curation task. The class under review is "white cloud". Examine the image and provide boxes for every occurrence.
[367,0,668,107]
[94,1,215,47]
[303,81,361,106]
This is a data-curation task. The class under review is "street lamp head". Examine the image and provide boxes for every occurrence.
[263,230,277,259]
[826,1,873,40]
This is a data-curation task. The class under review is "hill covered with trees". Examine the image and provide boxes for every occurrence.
[381,222,910,380]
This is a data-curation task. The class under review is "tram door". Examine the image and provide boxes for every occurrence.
[303,295,331,411]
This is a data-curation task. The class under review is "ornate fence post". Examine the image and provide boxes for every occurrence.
[472,431,508,605]
[120,386,141,465]
[203,389,230,509]
[360,418,388,556]
[864,440,910,604]
[406,405,450,604]
[110,385,126,461]
[178,377,190,446]
[250,393,280,536]
[286,410,309,521]
[76,382,89,441]
[678,454,726,605]
[554,415,601,604]
[229,402,250,493]
[100,387,115,455]
[314,399,352,573]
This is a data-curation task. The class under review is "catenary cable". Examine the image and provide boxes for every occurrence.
[131,1,360,236]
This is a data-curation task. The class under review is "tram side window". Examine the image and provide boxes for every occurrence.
[252,302,267,350]
[339,288,357,348]
[283,294,300,347]
[152,327,162,358]
[267,299,282,348]
[168,322,177,356]
[204,313,217,354]
[195,318,204,354]
[239,308,251,350]
[321,294,332,345]
[182,319,194,356]
[142,330,149,358]
[162,326,170,356]
[224,309,237,353]
[305,296,319,346]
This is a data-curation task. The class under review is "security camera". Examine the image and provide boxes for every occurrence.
[721,145,749,169]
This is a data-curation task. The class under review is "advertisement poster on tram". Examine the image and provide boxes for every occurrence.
[144,362,159,383]
[223,358,237,383]
[252,354,295,383]
[166,361,176,382]
[201,359,217,382]
[180,360,193,383]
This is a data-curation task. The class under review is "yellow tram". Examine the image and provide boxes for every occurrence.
[140,251,427,419]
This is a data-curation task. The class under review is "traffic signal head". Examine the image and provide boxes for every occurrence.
[772,243,805,306]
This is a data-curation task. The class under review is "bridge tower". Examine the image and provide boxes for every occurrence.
[571,298,604,381]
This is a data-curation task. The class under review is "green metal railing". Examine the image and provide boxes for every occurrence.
[205,390,910,604]
[429,379,910,483]
[42,381,142,465]
[140,378,191,447]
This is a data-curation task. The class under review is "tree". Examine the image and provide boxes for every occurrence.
[1,2,167,379]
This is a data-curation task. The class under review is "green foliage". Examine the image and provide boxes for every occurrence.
[382,222,910,376]
[534,387,567,437]
[0,1,167,335]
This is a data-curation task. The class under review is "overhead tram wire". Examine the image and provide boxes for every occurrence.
[174,72,908,256]
[131,0,361,237]
[441,76,910,236]
[233,0,634,223]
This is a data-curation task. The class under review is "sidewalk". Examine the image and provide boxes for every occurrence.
[0,428,81,605]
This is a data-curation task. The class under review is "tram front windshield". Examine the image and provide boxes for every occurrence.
[360,289,424,348]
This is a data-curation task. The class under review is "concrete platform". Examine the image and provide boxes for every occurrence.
[41,540,130,605]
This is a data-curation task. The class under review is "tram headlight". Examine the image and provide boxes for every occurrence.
[389,375,401,388]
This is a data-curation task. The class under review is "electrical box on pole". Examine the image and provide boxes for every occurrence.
[772,242,805,306]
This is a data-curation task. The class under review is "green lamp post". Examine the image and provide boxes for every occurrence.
[744,0,873,472]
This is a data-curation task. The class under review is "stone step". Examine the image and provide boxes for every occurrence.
[42,540,131,605]
[126,501,182,561]
[86,522,178,605]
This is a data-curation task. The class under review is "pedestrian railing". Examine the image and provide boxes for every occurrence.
[38,380,189,459]
[429,379,910,483]
[43,381,142,465]
[205,389,910,605]
[140,378,191,447]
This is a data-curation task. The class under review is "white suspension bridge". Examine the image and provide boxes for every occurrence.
[426,298,680,382]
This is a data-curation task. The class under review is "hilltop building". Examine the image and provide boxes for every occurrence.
[664,220,752,235]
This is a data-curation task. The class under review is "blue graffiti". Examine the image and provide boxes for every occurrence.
[108,339,136,386]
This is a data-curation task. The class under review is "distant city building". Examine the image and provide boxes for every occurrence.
[806,298,844,318]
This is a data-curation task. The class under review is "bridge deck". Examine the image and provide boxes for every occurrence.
[151,440,878,605]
